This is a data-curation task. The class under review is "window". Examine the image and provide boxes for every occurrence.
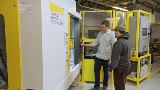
[70,16,81,71]
[0,14,8,89]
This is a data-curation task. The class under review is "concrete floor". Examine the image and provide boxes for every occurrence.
[68,56,160,90]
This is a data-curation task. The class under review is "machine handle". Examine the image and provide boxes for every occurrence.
[70,38,75,49]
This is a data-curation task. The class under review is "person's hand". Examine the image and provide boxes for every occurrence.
[81,43,85,47]
[108,71,112,77]
[108,59,111,65]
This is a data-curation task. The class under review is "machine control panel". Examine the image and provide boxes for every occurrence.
[129,16,150,53]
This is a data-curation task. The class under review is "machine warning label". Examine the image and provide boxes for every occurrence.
[50,2,64,26]
[19,2,32,13]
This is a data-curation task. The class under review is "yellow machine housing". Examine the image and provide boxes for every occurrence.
[0,0,22,90]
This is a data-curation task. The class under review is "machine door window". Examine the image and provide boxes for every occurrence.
[70,16,81,71]
[0,14,8,89]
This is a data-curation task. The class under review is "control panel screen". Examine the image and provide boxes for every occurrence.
[142,28,147,36]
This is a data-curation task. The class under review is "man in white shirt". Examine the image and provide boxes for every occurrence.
[81,20,116,90]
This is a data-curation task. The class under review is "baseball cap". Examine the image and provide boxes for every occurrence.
[112,25,126,31]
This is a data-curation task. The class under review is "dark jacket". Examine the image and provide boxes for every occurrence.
[108,33,131,72]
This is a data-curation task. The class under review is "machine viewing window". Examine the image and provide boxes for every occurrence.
[142,28,147,36]
[70,16,81,71]
[0,14,8,89]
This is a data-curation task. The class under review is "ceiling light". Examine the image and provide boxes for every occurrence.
[113,6,128,11]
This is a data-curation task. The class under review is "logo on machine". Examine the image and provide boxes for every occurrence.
[50,2,64,25]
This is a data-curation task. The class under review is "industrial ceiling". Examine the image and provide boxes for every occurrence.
[76,0,160,13]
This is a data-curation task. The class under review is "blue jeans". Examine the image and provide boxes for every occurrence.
[94,57,109,89]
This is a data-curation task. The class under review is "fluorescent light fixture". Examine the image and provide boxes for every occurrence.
[113,6,128,11]
[80,5,100,10]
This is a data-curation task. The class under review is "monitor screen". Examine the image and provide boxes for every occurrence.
[142,28,147,36]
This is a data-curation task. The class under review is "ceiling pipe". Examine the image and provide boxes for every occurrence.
[137,1,160,13]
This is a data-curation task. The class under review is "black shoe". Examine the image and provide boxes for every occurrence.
[89,87,100,90]
[101,85,107,90]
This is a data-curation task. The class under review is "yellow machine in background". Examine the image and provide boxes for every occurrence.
[79,10,127,86]
[79,10,116,86]
[79,10,152,88]
[126,10,151,88]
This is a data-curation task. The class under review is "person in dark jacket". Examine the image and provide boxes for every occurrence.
[108,25,131,90]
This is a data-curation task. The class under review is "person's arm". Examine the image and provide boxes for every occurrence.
[108,41,122,72]
[81,32,100,47]
[81,43,93,47]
